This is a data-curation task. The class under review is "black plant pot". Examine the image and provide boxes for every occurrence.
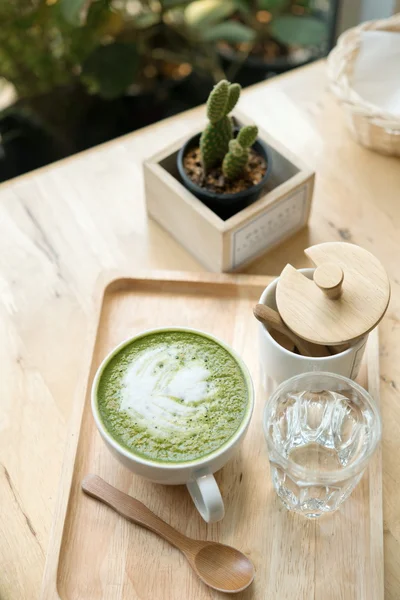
[177,132,273,221]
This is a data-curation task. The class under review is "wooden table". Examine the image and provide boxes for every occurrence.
[1,61,399,600]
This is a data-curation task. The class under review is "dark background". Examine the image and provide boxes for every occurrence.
[0,0,340,182]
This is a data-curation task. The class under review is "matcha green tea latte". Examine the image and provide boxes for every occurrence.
[96,330,249,464]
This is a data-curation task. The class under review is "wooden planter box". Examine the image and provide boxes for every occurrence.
[144,111,314,272]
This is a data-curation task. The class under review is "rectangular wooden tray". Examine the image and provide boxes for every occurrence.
[41,271,383,600]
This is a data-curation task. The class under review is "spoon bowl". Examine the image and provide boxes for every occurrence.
[82,474,255,594]
[193,542,255,593]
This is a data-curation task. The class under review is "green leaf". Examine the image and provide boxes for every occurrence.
[231,0,251,14]
[270,15,327,47]
[133,12,161,29]
[184,0,237,27]
[85,1,115,31]
[161,0,192,6]
[257,0,288,10]
[82,43,138,99]
[59,0,88,26]
[202,21,256,43]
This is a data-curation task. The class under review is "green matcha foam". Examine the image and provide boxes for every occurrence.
[97,331,248,463]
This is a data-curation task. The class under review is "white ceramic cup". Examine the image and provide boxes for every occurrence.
[91,327,254,523]
[258,269,368,392]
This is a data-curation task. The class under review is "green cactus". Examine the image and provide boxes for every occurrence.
[225,82,241,115]
[222,125,258,181]
[200,80,241,172]
[198,80,259,183]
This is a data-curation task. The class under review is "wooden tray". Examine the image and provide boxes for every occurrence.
[41,271,383,600]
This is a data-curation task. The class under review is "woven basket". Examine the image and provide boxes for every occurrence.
[327,14,400,157]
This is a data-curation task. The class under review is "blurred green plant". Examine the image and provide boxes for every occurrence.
[183,0,328,69]
[0,0,218,147]
[0,0,329,104]
[0,1,161,100]
[0,0,232,104]
[0,0,329,151]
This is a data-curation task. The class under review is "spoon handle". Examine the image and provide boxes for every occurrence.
[253,304,330,358]
[82,474,192,552]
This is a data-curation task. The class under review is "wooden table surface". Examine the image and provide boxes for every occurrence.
[1,61,399,600]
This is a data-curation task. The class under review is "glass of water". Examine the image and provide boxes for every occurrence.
[263,372,381,518]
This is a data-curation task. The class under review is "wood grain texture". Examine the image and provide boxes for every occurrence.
[41,274,383,600]
[81,474,255,594]
[277,242,390,345]
[0,61,399,600]
[313,262,344,299]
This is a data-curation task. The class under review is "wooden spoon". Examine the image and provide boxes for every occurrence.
[82,474,255,594]
[253,303,330,357]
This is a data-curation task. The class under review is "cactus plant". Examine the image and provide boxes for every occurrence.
[222,125,258,181]
[199,79,241,172]
[178,79,268,219]
[199,80,259,182]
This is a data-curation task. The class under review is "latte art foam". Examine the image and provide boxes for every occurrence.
[97,331,249,463]
[121,344,216,436]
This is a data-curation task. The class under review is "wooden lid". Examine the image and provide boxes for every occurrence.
[276,242,390,345]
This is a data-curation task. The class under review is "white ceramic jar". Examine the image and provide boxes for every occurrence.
[258,269,368,392]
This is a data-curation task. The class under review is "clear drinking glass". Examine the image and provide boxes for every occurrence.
[263,372,381,518]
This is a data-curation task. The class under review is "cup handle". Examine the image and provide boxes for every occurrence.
[186,474,225,523]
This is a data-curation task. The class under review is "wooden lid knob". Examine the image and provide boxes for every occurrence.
[313,263,344,299]
[275,242,391,346]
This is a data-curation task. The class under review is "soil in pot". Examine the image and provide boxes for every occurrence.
[183,146,267,195]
